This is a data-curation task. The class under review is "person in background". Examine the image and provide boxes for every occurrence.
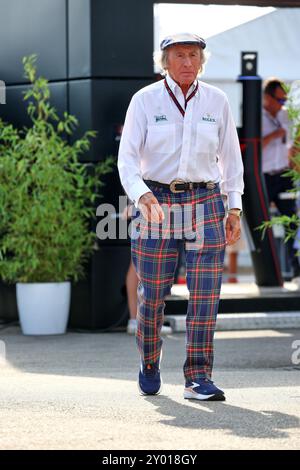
[226,244,242,284]
[118,33,243,401]
[262,77,300,282]
[225,224,247,283]
[289,124,300,273]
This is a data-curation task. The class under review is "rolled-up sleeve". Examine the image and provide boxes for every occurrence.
[117,94,151,207]
[217,96,244,210]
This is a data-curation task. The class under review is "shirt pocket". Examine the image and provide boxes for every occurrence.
[146,124,176,154]
[196,122,219,155]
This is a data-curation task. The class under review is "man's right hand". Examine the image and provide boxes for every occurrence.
[138,192,165,224]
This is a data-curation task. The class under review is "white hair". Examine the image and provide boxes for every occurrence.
[153,45,210,77]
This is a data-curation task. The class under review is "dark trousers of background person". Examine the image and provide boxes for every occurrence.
[174,240,186,282]
[264,172,300,278]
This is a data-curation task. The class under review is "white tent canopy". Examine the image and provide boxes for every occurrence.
[201,8,300,125]
[204,8,300,81]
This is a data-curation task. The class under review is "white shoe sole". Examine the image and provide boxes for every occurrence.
[184,389,225,401]
[127,327,136,335]
[161,326,173,335]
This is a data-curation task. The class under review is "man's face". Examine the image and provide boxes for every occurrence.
[166,44,201,86]
[265,86,287,114]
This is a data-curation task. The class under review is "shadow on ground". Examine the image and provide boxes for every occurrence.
[144,395,300,439]
[1,326,300,388]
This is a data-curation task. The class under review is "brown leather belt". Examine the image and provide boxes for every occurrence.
[144,179,216,194]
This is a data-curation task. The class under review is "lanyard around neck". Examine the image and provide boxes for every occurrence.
[164,78,198,118]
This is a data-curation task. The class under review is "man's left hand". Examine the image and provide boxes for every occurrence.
[225,214,241,246]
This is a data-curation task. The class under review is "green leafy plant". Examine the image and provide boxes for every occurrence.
[257,83,300,248]
[0,55,114,283]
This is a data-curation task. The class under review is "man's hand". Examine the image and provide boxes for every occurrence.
[262,128,286,148]
[225,213,241,246]
[138,192,165,224]
[274,127,286,140]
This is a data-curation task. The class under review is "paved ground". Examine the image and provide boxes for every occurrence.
[0,326,299,450]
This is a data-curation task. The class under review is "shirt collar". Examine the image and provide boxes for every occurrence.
[166,74,199,98]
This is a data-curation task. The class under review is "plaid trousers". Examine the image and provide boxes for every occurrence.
[131,182,226,382]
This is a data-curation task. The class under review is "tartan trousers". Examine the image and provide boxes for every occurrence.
[131,182,226,382]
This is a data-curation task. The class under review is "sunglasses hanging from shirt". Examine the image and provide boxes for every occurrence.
[164,79,198,117]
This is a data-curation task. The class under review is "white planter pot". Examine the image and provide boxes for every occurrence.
[16,282,71,335]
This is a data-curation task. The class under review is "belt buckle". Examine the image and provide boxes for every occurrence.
[170,179,185,193]
[206,181,216,190]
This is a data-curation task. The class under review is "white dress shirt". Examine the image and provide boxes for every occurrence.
[118,74,244,209]
[262,107,292,174]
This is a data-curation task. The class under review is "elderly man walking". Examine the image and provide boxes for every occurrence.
[118,33,244,401]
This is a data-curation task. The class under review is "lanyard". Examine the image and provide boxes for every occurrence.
[265,110,286,144]
[265,111,281,129]
[164,78,199,117]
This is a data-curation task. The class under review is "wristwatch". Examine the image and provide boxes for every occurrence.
[227,208,243,217]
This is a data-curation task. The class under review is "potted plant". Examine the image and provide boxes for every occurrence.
[0,55,113,335]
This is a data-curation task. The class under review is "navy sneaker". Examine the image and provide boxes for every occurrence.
[184,379,225,401]
[138,359,162,396]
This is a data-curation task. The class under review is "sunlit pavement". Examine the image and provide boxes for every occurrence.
[0,326,299,450]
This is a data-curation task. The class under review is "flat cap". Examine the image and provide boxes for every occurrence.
[160,33,206,51]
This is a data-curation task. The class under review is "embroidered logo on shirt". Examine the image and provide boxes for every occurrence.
[202,113,216,123]
[155,114,167,122]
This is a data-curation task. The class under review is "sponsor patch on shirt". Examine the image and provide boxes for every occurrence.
[202,113,217,123]
[154,114,167,122]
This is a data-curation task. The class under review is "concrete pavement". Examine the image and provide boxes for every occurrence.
[0,326,299,450]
